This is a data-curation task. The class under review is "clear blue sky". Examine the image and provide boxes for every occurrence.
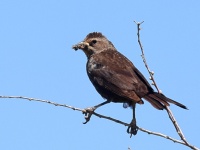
[0,0,199,150]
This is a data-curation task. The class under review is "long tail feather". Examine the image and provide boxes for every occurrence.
[143,95,165,110]
[144,92,188,110]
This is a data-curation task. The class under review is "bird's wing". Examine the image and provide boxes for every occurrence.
[87,50,152,99]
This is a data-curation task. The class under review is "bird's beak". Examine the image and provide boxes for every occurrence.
[72,42,89,51]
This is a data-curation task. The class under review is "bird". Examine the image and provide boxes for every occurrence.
[72,32,187,136]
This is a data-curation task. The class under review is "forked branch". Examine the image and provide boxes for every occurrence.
[0,22,198,150]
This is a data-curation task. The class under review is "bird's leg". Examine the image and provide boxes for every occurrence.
[82,101,110,124]
[127,102,138,137]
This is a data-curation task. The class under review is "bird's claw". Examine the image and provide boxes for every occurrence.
[127,119,138,138]
[82,107,96,124]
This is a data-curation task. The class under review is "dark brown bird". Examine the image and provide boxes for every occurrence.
[72,32,187,136]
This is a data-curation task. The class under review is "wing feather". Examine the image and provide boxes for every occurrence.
[87,49,152,102]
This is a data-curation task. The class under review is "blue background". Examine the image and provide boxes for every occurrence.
[0,0,199,149]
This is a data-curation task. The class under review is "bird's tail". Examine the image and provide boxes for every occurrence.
[143,92,188,110]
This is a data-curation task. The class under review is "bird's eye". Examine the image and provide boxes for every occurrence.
[92,40,97,44]
[90,40,97,46]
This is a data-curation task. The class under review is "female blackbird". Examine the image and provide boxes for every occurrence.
[72,32,187,136]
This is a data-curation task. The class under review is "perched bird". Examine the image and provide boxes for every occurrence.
[72,32,187,136]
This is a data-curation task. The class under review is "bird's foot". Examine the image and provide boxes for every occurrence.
[82,107,96,124]
[127,119,138,138]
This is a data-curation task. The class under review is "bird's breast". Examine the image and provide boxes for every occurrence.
[87,57,103,74]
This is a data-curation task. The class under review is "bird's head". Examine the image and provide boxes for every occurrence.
[72,32,115,58]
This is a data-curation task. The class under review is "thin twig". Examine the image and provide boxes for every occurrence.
[0,95,199,149]
[134,21,161,93]
[134,21,198,150]
[0,95,83,112]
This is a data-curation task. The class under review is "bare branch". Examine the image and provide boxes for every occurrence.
[133,21,198,150]
[0,95,84,112]
[134,21,161,93]
[0,95,199,149]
